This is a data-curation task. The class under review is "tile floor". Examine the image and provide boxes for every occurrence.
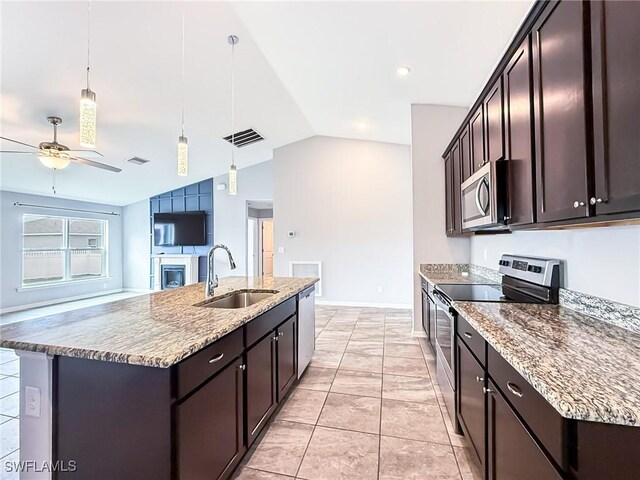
[0,348,19,480]
[234,305,482,480]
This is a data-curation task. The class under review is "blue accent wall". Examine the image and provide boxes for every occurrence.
[149,179,213,287]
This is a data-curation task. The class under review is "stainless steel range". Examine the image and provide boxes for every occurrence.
[432,255,561,431]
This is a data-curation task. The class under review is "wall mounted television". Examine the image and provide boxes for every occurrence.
[153,211,206,247]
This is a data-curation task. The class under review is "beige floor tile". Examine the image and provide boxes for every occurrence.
[454,446,483,480]
[276,389,328,425]
[350,331,384,341]
[383,356,430,378]
[315,337,348,352]
[232,467,295,479]
[339,353,383,374]
[245,421,314,476]
[0,376,20,399]
[297,367,336,392]
[0,418,19,458]
[331,370,382,398]
[310,350,343,369]
[317,393,381,434]
[316,330,352,340]
[297,426,379,480]
[443,408,466,447]
[0,361,19,377]
[381,399,449,444]
[0,392,19,419]
[384,342,424,359]
[383,374,437,403]
[384,335,420,346]
[379,436,461,480]
[346,340,384,356]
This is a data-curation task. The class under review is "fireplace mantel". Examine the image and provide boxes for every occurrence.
[152,255,199,291]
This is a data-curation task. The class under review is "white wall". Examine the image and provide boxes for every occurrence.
[273,135,412,307]
[411,105,470,324]
[122,199,151,291]
[0,190,123,311]
[213,161,274,277]
[471,226,640,307]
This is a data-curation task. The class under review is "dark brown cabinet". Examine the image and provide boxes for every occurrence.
[486,379,562,480]
[504,37,536,226]
[444,152,455,236]
[177,357,245,480]
[457,340,486,468]
[460,126,473,182]
[276,315,297,401]
[452,141,463,235]
[590,0,640,215]
[532,0,590,223]
[484,79,505,164]
[246,332,277,446]
[470,106,485,173]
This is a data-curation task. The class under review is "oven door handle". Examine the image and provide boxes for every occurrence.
[432,289,455,315]
[475,177,489,216]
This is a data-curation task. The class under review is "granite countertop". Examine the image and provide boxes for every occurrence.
[419,265,497,285]
[453,301,640,427]
[0,276,317,368]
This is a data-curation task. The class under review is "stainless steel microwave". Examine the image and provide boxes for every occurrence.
[460,161,508,231]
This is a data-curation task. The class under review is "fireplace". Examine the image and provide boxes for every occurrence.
[161,265,186,290]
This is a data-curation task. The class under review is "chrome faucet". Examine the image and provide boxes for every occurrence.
[205,244,237,297]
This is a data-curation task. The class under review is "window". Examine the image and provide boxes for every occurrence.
[22,214,108,286]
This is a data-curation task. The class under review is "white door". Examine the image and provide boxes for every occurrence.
[261,220,274,277]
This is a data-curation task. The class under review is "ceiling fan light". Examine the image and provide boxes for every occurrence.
[228,164,237,195]
[177,135,188,176]
[38,151,71,170]
[79,88,97,148]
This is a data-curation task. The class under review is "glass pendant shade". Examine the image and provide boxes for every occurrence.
[79,88,97,148]
[177,136,188,176]
[38,152,71,170]
[229,164,238,195]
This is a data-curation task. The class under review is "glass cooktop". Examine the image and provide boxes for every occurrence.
[436,284,511,303]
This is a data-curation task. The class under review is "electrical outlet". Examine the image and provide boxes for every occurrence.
[376,286,383,294]
[277,247,285,254]
[483,248,488,260]
[25,386,41,418]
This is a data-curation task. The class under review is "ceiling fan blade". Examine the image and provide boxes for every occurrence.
[0,136,39,150]
[69,156,121,173]
[0,150,36,154]
[66,150,104,158]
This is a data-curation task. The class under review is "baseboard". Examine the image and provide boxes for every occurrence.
[315,299,413,310]
[0,289,124,314]
[411,328,427,338]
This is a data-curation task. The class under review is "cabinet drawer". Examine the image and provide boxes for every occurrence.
[246,297,296,347]
[176,328,244,399]
[488,345,564,468]
[457,314,486,366]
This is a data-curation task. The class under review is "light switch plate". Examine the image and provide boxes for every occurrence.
[25,386,41,418]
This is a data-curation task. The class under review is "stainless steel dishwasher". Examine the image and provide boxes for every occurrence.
[297,285,316,379]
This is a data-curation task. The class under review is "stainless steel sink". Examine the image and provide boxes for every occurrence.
[197,290,278,309]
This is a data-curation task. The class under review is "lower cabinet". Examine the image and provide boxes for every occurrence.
[486,379,562,480]
[246,332,277,446]
[177,357,245,480]
[457,340,486,469]
[277,315,297,401]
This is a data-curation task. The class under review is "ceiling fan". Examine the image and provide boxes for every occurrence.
[0,116,121,172]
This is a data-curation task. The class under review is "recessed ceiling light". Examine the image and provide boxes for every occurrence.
[397,65,411,76]
[356,122,368,129]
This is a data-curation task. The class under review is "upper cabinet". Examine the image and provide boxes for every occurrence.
[470,106,485,173]
[504,38,536,226]
[484,79,505,164]
[590,0,640,215]
[532,0,590,223]
[444,152,455,236]
[460,126,473,182]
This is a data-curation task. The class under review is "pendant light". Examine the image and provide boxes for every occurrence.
[177,8,188,176]
[79,0,97,148]
[228,35,239,195]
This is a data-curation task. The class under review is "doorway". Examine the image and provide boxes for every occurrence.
[246,201,273,277]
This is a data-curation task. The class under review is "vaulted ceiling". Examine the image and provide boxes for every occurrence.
[0,1,533,206]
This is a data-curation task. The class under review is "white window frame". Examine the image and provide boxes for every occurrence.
[21,214,109,288]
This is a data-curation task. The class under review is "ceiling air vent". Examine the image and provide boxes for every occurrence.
[223,128,264,148]
[127,157,150,165]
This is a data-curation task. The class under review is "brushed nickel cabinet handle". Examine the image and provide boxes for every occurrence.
[208,353,224,364]
[278,331,285,337]
[476,376,484,383]
[506,382,523,398]
[239,364,246,371]
[464,332,472,338]
[483,387,493,394]
[573,201,585,208]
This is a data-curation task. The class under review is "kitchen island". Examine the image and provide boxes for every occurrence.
[0,276,318,480]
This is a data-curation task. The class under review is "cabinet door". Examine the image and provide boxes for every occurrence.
[177,358,245,480]
[532,0,590,223]
[470,106,485,173]
[504,37,536,226]
[460,126,473,182]
[246,333,277,446]
[486,380,562,480]
[452,141,463,235]
[485,79,505,164]
[444,153,455,236]
[591,0,640,215]
[457,341,485,467]
[276,315,297,401]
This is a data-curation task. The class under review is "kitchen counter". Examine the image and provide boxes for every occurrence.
[419,264,497,285]
[0,276,317,368]
[453,301,640,427]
